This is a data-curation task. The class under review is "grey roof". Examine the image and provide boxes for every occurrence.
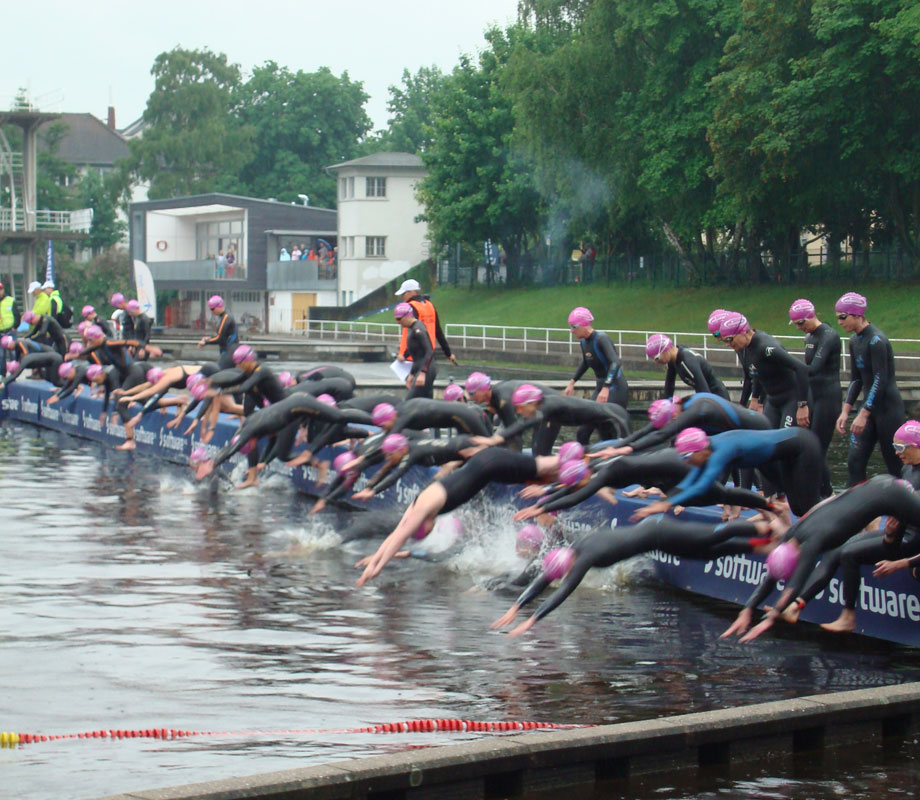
[326,151,424,171]
[39,113,130,167]
[119,116,146,139]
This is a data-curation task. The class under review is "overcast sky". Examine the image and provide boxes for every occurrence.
[1,0,520,132]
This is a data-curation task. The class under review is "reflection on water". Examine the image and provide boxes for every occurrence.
[0,422,917,800]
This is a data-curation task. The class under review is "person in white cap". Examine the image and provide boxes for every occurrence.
[394,278,457,368]
[28,281,51,318]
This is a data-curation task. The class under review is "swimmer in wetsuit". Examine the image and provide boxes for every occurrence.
[394,302,436,400]
[23,310,68,356]
[80,305,113,337]
[492,516,770,637]
[720,313,810,430]
[197,295,239,369]
[464,373,559,451]
[723,473,920,642]
[788,298,841,496]
[355,448,561,586]
[632,426,824,520]
[645,333,729,400]
[834,291,906,484]
[475,383,628,456]
[390,397,492,438]
[2,349,64,386]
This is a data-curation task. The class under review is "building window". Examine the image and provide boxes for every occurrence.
[365,236,386,257]
[347,177,355,198]
[366,177,386,198]
[339,178,345,199]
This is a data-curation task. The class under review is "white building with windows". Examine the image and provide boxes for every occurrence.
[326,152,428,306]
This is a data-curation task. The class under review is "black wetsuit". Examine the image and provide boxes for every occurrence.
[86,314,113,338]
[81,338,141,383]
[438,448,539,513]
[663,346,729,399]
[499,394,630,455]
[517,518,760,622]
[744,475,920,615]
[404,319,436,400]
[288,376,355,403]
[3,351,64,386]
[206,311,239,369]
[7,338,53,363]
[803,322,842,495]
[297,365,357,391]
[98,363,148,422]
[367,435,476,496]
[536,450,771,514]
[391,398,492,437]
[739,331,809,429]
[571,330,629,408]
[135,365,212,417]
[668,427,824,516]
[131,313,153,354]
[52,363,90,399]
[844,323,905,483]
[29,314,68,356]
[339,510,406,543]
[483,381,558,452]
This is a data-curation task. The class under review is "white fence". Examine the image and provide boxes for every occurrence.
[294,319,920,374]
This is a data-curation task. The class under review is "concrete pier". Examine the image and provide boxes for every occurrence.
[96,682,920,800]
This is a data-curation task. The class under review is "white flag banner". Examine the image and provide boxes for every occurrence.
[133,259,157,323]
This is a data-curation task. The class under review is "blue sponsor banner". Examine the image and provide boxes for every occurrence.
[3,380,919,647]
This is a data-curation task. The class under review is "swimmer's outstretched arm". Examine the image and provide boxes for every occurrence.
[491,573,552,630]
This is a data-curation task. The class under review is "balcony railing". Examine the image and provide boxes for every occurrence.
[267,260,337,291]
[0,207,93,233]
[147,259,249,282]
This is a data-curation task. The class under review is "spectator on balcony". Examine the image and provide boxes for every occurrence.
[291,244,302,260]
[279,247,291,261]
[226,245,236,279]
[216,250,227,279]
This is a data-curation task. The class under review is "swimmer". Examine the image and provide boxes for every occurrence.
[493,516,770,636]
[355,448,561,586]
[464,373,559,451]
[390,396,492,437]
[564,306,629,412]
[81,304,113,337]
[645,333,729,399]
[23,309,68,356]
[197,295,239,369]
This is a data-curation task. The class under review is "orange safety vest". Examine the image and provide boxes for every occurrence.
[399,298,438,360]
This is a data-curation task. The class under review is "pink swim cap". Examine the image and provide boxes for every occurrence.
[82,305,94,319]
[6,360,19,374]
[443,384,464,402]
[0,335,13,350]
[568,307,594,327]
[316,393,337,407]
[719,314,750,338]
[894,421,920,449]
[558,441,585,463]
[207,295,224,311]
[516,524,545,558]
[559,459,588,486]
[895,478,916,493]
[543,547,576,580]
[707,309,731,336]
[186,372,205,389]
[465,371,491,394]
[86,364,103,381]
[68,341,84,356]
[77,321,89,335]
[382,433,409,454]
[674,427,710,454]
[394,302,414,319]
[511,383,543,406]
[110,292,125,307]
[788,298,815,323]
[645,333,672,360]
[146,367,163,384]
[190,381,208,401]
[648,398,676,429]
[333,451,357,474]
[189,446,209,465]
[835,292,867,317]
[58,362,75,380]
[22,310,37,324]
[278,370,295,388]
[766,542,798,581]
[232,344,256,364]
[232,435,255,456]
[126,299,141,313]
[372,402,397,427]
[85,325,104,340]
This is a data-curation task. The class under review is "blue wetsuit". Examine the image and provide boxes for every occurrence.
[668,427,823,516]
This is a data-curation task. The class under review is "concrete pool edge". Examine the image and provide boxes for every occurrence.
[95,682,920,800]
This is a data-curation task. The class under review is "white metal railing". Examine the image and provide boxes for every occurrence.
[0,208,94,234]
[294,319,920,372]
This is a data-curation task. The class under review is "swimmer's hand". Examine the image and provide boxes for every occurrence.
[491,603,521,629]
[513,505,543,521]
[630,500,671,521]
[596,487,618,506]
[518,485,546,500]
[46,394,59,405]
[672,505,685,515]
[874,559,908,578]
[720,608,753,639]
[183,419,199,435]
[507,616,537,637]
[309,498,326,515]
[195,459,215,481]
[286,450,313,468]
[588,446,629,459]
[739,613,776,643]
[471,434,502,447]
[352,489,374,501]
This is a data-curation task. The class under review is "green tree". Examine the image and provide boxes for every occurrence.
[54,246,132,314]
[234,62,371,207]
[128,47,254,199]
[76,170,127,254]
[417,29,543,284]
[377,66,446,154]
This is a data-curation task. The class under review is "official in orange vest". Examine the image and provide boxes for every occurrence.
[395,279,458,367]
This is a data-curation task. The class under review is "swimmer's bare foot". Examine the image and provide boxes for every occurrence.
[201,427,215,444]
[166,417,181,430]
[596,487,618,506]
[722,505,741,521]
[316,460,330,484]
[115,439,136,451]
[127,412,142,428]
[236,468,259,490]
[820,609,856,633]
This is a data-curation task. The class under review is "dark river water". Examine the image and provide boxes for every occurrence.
[0,418,916,799]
